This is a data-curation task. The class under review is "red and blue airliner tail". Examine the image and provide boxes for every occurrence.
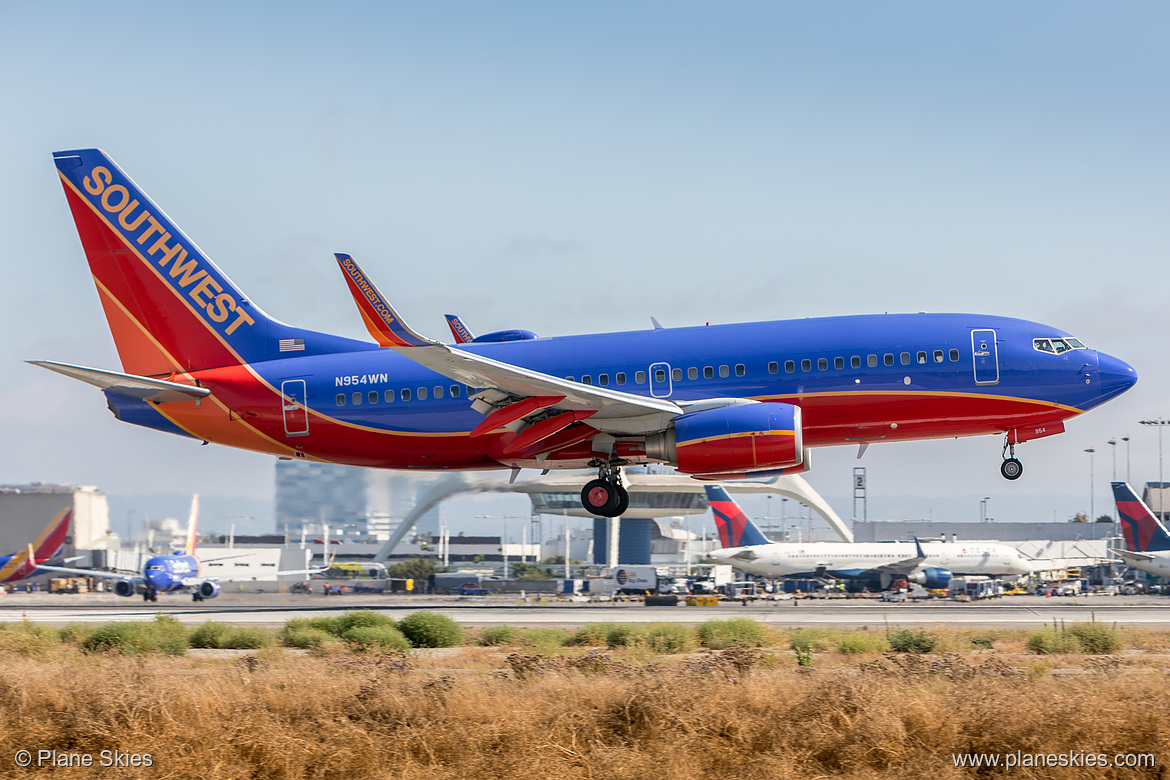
[52,149,367,377]
[445,315,475,344]
[704,485,774,548]
[0,508,72,583]
[335,254,437,348]
[1112,482,1170,553]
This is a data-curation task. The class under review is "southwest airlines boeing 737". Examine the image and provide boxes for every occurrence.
[35,149,1137,517]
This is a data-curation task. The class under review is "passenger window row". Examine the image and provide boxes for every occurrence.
[337,346,963,409]
[336,384,465,407]
[768,348,961,374]
[570,365,748,386]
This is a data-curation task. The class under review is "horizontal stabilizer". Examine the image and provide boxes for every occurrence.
[27,360,210,403]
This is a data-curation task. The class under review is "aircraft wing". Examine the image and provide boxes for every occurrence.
[334,254,683,438]
[1114,549,1157,563]
[27,361,210,403]
[869,539,928,576]
[31,562,135,580]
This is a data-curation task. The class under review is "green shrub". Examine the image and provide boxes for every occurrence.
[397,611,464,648]
[306,615,344,636]
[189,622,275,650]
[1026,621,1124,655]
[836,633,888,655]
[56,623,91,644]
[189,622,232,649]
[1067,621,1124,654]
[477,625,519,646]
[696,618,768,650]
[278,625,332,649]
[343,625,412,653]
[0,621,61,656]
[335,610,397,635]
[568,624,611,647]
[643,623,696,654]
[517,627,570,651]
[1026,626,1080,655]
[788,628,830,653]
[603,623,646,648]
[222,627,276,649]
[887,629,937,654]
[81,615,187,655]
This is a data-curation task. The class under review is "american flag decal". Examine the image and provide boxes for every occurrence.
[278,338,305,352]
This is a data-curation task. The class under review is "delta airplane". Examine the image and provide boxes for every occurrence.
[37,496,329,601]
[1111,482,1170,578]
[35,149,1137,518]
[704,485,1032,589]
[0,508,73,584]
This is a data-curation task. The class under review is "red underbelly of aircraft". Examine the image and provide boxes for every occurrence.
[791,391,1074,447]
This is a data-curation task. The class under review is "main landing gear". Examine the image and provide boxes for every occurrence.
[1000,437,1023,480]
[581,463,630,517]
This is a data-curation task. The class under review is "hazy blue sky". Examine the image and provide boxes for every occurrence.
[2,3,1167,535]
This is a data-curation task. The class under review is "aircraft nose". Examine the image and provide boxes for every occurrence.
[1097,351,1138,402]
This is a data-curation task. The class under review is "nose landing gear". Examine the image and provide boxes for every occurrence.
[581,463,630,517]
[1000,437,1023,480]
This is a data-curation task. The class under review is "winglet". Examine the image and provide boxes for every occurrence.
[914,537,926,559]
[335,254,437,348]
[445,314,475,344]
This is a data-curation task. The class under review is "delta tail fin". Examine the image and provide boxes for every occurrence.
[704,485,774,548]
[52,149,368,377]
[0,508,72,583]
[1112,482,1170,553]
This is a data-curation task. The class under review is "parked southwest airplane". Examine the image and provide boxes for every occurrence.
[36,149,1138,517]
[0,508,73,584]
[1111,482,1170,578]
[704,485,1032,589]
[37,496,328,601]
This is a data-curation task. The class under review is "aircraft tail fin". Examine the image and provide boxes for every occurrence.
[0,509,72,582]
[53,149,367,377]
[704,485,774,548]
[185,494,200,556]
[1112,482,1170,552]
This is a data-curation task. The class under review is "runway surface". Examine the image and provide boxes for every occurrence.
[2,592,1169,628]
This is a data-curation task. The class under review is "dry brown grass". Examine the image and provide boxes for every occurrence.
[0,641,1168,779]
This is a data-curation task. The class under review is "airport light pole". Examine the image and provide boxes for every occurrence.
[1140,419,1169,493]
[476,514,528,579]
[1108,438,1117,481]
[980,497,990,523]
[1123,434,1131,483]
[1084,447,1096,523]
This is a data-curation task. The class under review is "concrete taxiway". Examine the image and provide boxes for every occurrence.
[2,591,1169,629]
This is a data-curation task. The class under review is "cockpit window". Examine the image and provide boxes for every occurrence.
[1033,337,1086,354]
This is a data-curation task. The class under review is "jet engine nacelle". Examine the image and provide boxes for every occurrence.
[197,580,221,599]
[909,567,953,590]
[645,402,804,476]
[114,579,137,598]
